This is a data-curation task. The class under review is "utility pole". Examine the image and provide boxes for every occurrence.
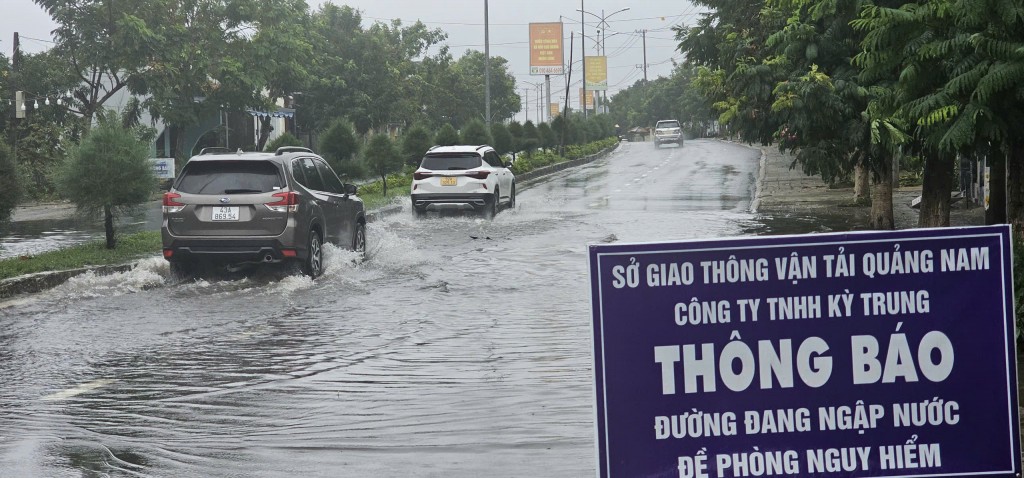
[561,32,575,153]
[581,0,587,119]
[524,87,529,122]
[484,0,491,124]
[540,83,548,122]
[9,32,19,149]
[642,29,648,82]
[545,75,551,123]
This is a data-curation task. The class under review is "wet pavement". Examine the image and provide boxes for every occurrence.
[0,140,765,477]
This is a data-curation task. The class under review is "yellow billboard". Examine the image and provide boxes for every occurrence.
[550,102,560,117]
[530,23,564,75]
[585,56,608,91]
[579,88,595,110]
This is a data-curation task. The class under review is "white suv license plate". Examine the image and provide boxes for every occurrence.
[212,206,240,221]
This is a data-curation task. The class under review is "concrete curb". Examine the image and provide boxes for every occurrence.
[0,143,621,300]
[516,142,620,184]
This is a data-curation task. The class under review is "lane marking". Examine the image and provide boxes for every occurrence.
[42,379,115,401]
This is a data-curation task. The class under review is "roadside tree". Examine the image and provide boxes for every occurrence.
[521,121,539,155]
[58,114,155,249]
[363,134,402,197]
[461,119,492,145]
[319,119,360,169]
[402,124,434,166]
[537,123,556,151]
[490,123,513,156]
[435,124,460,146]
[32,0,151,125]
[0,141,20,223]
[507,121,524,153]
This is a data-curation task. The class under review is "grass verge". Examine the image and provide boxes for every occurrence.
[0,231,161,281]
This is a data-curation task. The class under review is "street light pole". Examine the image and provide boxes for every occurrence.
[581,0,586,119]
[576,7,630,115]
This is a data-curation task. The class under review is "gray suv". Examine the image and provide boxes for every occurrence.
[162,146,366,278]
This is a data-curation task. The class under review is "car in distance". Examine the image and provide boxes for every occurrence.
[654,120,684,148]
[162,146,366,278]
[410,145,515,218]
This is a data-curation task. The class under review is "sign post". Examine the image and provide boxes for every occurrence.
[589,226,1020,478]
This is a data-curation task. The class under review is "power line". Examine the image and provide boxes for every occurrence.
[364,12,708,27]
[19,35,55,44]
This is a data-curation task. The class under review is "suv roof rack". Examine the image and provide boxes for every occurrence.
[475,145,489,151]
[275,146,314,156]
[199,147,232,155]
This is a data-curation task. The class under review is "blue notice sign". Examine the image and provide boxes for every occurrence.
[589,226,1020,478]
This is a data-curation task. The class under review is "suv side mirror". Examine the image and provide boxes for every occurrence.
[344,183,358,195]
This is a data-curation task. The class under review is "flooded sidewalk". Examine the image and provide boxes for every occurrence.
[751,143,985,232]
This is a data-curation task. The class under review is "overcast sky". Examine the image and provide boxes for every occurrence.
[1,0,706,123]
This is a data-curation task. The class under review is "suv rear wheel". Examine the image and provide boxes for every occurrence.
[169,260,195,280]
[302,230,324,278]
[508,183,516,210]
[353,222,366,253]
[483,188,499,218]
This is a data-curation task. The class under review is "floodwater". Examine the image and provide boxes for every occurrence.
[0,205,162,259]
[0,140,762,477]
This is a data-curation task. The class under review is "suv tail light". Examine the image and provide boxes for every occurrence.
[162,192,185,213]
[266,191,300,212]
[414,172,433,180]
[465,171,490,180]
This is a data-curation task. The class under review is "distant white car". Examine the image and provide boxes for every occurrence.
[654,120,684,147]
[410,145,516,218]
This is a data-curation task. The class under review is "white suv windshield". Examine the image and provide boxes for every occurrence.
[421,154,483,170]
[657,121,680,129]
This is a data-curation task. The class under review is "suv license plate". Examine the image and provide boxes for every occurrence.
[441,177,457,186]
[212,206,239,221]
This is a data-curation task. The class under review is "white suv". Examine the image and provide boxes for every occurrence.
[654,120,684,147]
[410,145,515,217]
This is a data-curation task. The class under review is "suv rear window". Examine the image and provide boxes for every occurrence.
[176,160,283,194]
[421,153,483,170]
[657,121,680,129]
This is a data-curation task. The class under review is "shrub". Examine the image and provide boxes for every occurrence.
[522,121,540,155]
[490,123,513,156]
[402,124,434,166]
[461,119,492,145]
[264,132,303,152]
[319,119,360,171]
[537,122,556,151]
[435,124,460,146]
[58,118,155,248]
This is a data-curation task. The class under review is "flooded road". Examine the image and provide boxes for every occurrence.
[0,140,762,477]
